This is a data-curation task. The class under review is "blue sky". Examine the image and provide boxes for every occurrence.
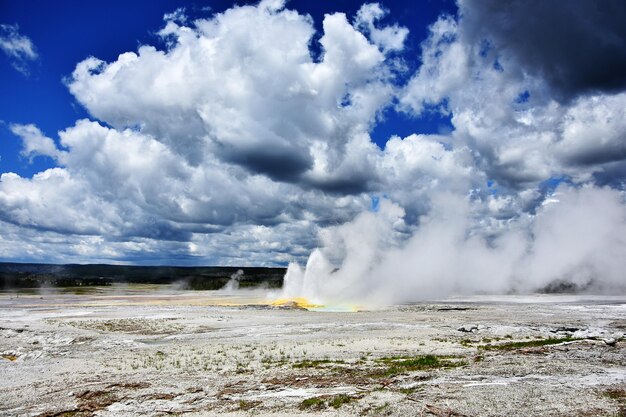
[0,0,625,274]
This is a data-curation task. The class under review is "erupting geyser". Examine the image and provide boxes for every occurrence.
[280,186,626,306]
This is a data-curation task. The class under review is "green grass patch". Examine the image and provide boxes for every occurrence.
[603,388,626,400]
[59,286,104,295]
[238,400,260,411]
[396,386,421,395]
[292,359,344,368]
[370,402,391,414]
[378,355,440,367]
[459,339,476,347]
[299,394,357,410]
[479,337,578,351]
[299,397,326,410]
[368,355,464,378]
[329,394,355,409]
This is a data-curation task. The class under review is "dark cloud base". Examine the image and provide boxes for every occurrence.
[461,0,626,100]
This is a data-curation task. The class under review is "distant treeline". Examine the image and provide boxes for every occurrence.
[0,262,286,290]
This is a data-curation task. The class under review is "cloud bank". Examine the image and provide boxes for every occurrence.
[1,0,625,299]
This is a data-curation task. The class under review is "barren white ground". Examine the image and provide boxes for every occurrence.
[1,287,625,416]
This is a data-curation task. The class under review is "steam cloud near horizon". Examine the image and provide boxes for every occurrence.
[281,185,626,305]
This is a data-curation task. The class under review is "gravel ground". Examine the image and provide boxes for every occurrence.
[1,288,625,416]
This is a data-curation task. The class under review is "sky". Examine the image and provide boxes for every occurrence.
[0,0,625,285]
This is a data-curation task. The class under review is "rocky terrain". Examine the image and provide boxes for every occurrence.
[1,288,625,416]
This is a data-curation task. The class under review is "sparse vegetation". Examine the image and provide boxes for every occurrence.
[292,359,344,368]
[299,397,326,410]
[603,388,626,400]
[64,318,183,335]
[368,355,465,378]
[329,394,356,409]
[238,400,260,411]
[602,388,626,417]
[478,337,578,350]
[460,335,534,348]
[397,386,421,395]
[460,339,475,347]
[299,394,357,410]
[370,402,391,415]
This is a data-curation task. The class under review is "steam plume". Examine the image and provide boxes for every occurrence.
[281,186,626,305]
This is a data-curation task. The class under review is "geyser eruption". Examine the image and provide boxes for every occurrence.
[281,186,626,305]
[220,269,244,293]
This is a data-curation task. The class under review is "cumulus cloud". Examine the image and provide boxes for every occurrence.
[401,4,626,189]
[400,16,467,115]
[2,119,347,236]
[0,2,409,264]
[10,124,67,163]
[0,24,38,75]
[354,3,409,53]
[556,93,626,167]
[163,7,188,25]
[67,2,404,189]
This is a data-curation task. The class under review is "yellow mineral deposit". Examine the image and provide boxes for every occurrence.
[269,297,360,312]
[269,297,322,309]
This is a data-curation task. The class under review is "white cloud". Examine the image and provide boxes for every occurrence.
[400,16,467,115]
[163,7,188,25]
[556,93,626,167]
[0,117,374,263]
[400,8,626,189]
[0,24,38,75]
[354,3,409,53]
[67,2,399,188]
[10,124,67,163]
[0,168,121,236]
